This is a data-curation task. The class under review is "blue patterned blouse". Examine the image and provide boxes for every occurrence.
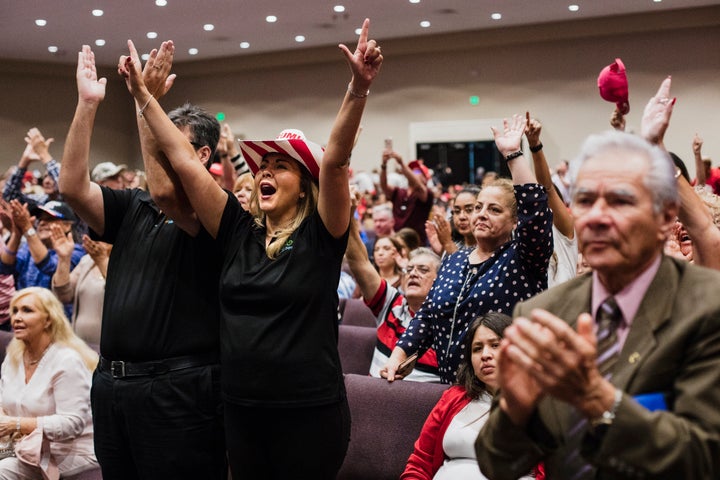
[396,183,553,383]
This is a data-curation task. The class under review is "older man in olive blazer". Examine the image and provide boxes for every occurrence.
[476,128,720,479]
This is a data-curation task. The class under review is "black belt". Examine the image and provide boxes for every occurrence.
[98,353,218,379]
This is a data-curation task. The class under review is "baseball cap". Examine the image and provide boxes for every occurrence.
[408,160,431,180]
[598,58,630,115]
[32,200,78,222]
[238,129,323,180]
[91,162,127,182]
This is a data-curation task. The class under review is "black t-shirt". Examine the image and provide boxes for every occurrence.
[216,192,347,407]
[93,188,221,361]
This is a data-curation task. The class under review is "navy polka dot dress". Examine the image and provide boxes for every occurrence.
[396,184,553,384]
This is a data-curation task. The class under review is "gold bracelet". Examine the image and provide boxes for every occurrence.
[347,83,369,98]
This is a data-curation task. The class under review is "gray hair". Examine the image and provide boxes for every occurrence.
[372,204,393,218]
[408,247,441,273]
[568,130,679,214]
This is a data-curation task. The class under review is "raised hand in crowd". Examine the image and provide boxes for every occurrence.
[610,106,626,131]
[640,76,720,270]
[692,133,706,186]
[425,212,455,256]
[24,128,54,166]
[82,235,111,278]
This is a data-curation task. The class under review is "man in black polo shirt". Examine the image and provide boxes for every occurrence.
[59,44,225,479]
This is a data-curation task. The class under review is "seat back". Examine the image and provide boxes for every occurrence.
[338,298,377,328]
[337,325,376,376]
[338,374,449,480]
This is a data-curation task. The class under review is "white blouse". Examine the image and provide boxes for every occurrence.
[0,344,95,458]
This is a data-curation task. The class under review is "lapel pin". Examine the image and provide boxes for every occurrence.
[628,352,641,364]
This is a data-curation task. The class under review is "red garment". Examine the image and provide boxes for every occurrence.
[707,167,720,196]
[365,279,438,375]
[401,385,470,479]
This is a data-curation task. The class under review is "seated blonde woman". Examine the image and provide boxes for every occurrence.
[0,287,98,479]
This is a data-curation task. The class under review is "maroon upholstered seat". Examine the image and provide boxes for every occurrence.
[338,374,448,480]
[338,325,376,376]
[338,298,377,328]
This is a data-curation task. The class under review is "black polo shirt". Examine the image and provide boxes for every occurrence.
[93,187,220,361]
[216,192,347,408]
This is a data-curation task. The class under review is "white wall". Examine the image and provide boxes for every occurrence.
[1,6,718,180]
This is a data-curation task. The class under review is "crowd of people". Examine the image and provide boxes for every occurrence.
[0,17,718,480]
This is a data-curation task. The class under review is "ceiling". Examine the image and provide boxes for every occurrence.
[2,0,719,67]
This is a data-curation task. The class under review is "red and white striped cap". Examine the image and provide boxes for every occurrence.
[237,129,324,180]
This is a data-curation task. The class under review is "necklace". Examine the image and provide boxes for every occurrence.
[25,343,51,366]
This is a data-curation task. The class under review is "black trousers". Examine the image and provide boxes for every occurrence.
[91,364,226,480]
[225,397,351,480]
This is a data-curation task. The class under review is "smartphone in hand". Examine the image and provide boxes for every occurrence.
[384,138,393,151]
[396,352,418,378]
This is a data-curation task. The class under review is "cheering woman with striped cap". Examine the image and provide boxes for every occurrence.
[120,18,382,479]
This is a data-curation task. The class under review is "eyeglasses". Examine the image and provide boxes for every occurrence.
[402,265,432,276]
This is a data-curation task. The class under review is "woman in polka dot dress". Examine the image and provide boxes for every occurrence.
[381,114,553,384]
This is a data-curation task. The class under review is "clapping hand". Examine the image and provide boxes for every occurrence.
[8,200,33,234]
[50,223,75,259]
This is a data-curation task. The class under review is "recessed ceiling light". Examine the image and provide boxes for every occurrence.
[203,24,214,31]
[266,15,278,23]
[188,48,198,55]
[354,28,362,35]
[333,5,345,13]
[491,13,502,20]
[156,0,167,6]
[295,35,306,42]
[141,53,150,61]
[48,46,58,53]
[35,19,47,27]
[147,32,158,39]
[240,42,250,49]
[568,4,580,12]
[653,0,662,2]
[420,20,431,28]
[95,39,106,46]
[409,0,420,3]
[92,9,103,17]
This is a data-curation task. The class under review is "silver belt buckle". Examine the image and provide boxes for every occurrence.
[110,360,126,378]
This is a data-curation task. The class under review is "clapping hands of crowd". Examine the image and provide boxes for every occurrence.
[49,223,75,259]
[425,213,454,256]
[20,128,54,168]
[8,200,33,235]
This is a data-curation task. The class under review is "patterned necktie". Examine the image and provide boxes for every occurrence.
[561,297,623,480]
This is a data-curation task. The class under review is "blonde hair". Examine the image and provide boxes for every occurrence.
[483,177,518,219]
[6,287,98,371]
[249,164,319,259]
[233,172,253,193]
